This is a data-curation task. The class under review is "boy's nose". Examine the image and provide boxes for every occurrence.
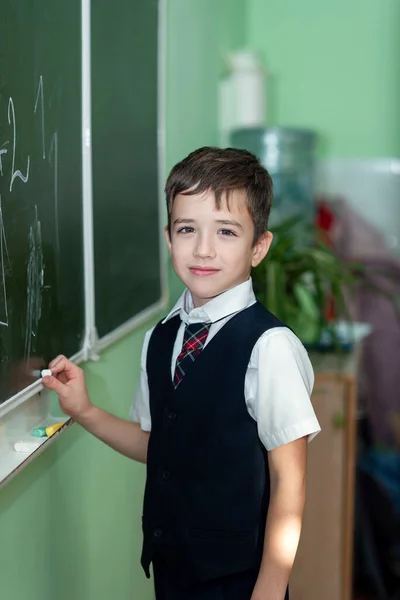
[194,235,216,259]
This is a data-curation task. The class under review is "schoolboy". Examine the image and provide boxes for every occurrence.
[44,147,320,600]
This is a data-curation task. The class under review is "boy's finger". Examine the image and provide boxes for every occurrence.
[48,354,68,370]
[42,374,68,397]
[48,355,77,380]
[57,372,69,385]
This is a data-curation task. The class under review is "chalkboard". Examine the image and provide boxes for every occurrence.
[91,0,162,340]
[0,1,84,404]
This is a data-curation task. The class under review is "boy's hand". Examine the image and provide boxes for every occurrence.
[42,355,93,421]
[42,355,149,463]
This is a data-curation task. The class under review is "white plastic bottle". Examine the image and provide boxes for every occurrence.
[219,49,267,146]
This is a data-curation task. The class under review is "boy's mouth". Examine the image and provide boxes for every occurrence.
[189,266,220,277]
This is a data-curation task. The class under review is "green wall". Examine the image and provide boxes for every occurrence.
[0,2,245,600]
[166,0,246,170]
[248,0,400,157]
[166,0,247,298]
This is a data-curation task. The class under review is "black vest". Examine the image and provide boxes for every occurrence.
[141,301,286,585]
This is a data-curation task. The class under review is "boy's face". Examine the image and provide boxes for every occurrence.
[165,189,272,307]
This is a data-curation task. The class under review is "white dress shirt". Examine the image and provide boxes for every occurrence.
[131,278,320,450]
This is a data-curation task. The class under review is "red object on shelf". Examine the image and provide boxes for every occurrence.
[316,200,335,246]
[316,199,336,321]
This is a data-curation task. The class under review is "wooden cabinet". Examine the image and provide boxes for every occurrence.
[290,373,357,600]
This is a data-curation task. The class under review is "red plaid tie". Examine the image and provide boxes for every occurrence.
[173,322,211,388]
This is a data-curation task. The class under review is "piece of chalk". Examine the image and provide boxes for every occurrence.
[32,421,67,438]
[14,441,42,453]
[32,427,47,437]
[41,369,52,378]
[45,421,66,436]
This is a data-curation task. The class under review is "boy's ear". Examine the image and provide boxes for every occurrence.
[164,225,172,255]
[251,231,273,267]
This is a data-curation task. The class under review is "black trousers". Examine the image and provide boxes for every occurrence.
[153,555,289,600]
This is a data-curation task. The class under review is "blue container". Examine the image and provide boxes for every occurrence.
[230,127,317,235]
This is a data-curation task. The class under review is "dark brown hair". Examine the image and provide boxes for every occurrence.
[165,146,273,245]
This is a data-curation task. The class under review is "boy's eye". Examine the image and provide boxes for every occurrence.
[177,227,194,234]
[219,229,237,237]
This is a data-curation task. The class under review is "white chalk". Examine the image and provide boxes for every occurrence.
[41,369,52,378]
[14,441,42,453]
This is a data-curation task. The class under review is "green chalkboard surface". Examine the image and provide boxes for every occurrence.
[0,1,84,403]
[92,0,162,339]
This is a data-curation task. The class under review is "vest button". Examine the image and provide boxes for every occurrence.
[167,409,177,420]
[162,469,171,480]
[153,528,163,538]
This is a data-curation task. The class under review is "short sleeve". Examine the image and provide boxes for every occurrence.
[129,327,154,431]
[246,328,321,450]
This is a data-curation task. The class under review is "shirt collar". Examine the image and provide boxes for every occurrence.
[162,278,256,325]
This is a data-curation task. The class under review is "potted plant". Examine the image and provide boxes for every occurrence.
[252,216,360,350]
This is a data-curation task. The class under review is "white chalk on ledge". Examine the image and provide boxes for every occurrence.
[14,441,42,453]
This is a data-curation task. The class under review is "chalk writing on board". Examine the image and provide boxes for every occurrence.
[49,132,59,254]
[24,206,43,361]
[0,195,10,327]
[0,141,9,176]
[0,75,57,362]
[8,97,31,192]
[34,75,46,159]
